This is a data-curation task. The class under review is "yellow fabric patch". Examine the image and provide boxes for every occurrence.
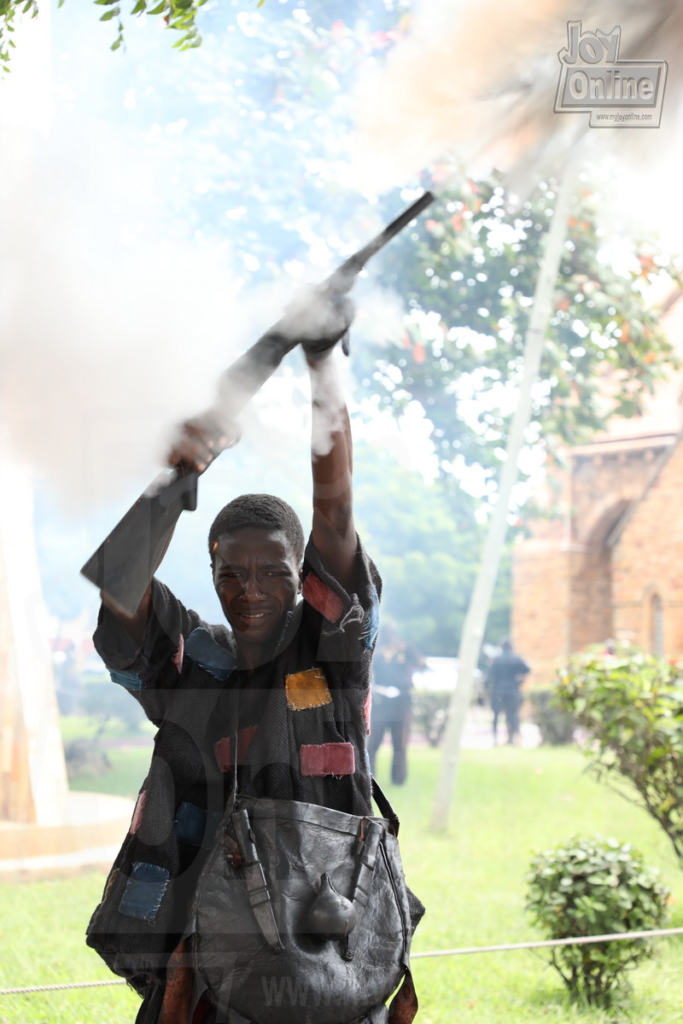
[285,667,332,711]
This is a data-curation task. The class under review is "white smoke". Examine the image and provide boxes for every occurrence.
[351,0,683,245]
[0,126,406,524]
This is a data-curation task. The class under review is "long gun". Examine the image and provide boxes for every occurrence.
[80,191,434,615]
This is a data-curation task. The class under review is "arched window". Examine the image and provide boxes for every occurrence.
[650,594,664,656]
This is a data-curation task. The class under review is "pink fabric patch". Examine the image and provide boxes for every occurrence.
[214,725,258,772]
[130,789,147,835]
[300,742,356,777]
[302,573,344,623]
[172,634,184,674]
[363,688,372,736]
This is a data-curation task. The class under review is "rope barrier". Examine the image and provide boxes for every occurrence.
[1,926,681,996]
[0,978,126,995]
[411,925,683,958]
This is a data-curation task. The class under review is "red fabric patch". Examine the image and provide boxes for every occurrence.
[300,742,355,777]
[214,725,258,772]
[363,688,372,736]
[172,634,184,674]
[130,789,147,835]
[302,573,344,623]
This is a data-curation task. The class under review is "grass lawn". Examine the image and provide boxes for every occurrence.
[1,742,681,1023]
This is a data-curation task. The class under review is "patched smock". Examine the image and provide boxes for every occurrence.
[86,535,381,1003]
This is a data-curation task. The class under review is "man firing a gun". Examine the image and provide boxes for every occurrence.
[85,302,402,1023]
[83,199,431,1024]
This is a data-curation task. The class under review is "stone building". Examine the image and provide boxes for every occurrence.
[512,292,683,686]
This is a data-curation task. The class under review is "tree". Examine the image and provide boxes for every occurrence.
[1,0,210,66]
[362,174,681,491]
[430,172,575,830]
[352,442,511,654]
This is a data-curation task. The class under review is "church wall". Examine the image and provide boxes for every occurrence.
[512,526,570,687]
[568,543,613,653]
[612,439,683,656]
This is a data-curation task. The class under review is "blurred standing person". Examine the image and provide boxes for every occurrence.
[368,622,424,784]
[486,639,530,745]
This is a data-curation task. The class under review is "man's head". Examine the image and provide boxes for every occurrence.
[209,495,305,648]
[501,638,512,653]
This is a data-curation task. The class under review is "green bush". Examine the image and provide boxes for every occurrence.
[555,649,683,865]
[528,689,575,745]
[412,690,450,747]
[79,673,146,734]
[527,836,670,1007]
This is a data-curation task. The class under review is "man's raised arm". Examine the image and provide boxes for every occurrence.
[307,351,357,592]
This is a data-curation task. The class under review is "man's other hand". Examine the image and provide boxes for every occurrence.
[278,285,355,359]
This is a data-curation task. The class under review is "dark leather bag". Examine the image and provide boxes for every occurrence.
[189,783,423,1024]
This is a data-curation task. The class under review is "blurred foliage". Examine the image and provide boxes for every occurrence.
[0,0,212,66]
[527,835,670,1007]
[353,442,511,654]
[62,672,147,776]
[0,0,38,69]
[363,177,682,484]
[64,736,112,778]
[412,690,450,746]
[88,1,211,55]
[528,689,576,745]
[556,649,683,866]
[80,671,147,733]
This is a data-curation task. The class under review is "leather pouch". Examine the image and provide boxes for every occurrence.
[189,783,423,1024]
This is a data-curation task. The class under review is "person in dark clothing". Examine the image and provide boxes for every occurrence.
[486,639,530,745]
[87,305,389,1023]
[367,622,423,785]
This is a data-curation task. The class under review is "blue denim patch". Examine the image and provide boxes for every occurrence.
[174,801,222,849]
[185,627,236,682]
[109,668,144,692]
[362,585,380,651]
[118,861,170,922]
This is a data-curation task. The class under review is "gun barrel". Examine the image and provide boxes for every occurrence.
[325,191,435,293]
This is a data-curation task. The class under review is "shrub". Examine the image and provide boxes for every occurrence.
[529,689,575,745]
[412,690,450,747]
[79,674,146,734]
[555,649,683,865]
[64,738,112,780]
[527,836,670,1007]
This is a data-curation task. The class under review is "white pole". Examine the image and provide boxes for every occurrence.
[430,169,575,832]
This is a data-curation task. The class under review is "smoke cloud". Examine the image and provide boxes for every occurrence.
[0,102,399,519]
[351,0,683,241]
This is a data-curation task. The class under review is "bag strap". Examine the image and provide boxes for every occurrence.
[371,776,400,836]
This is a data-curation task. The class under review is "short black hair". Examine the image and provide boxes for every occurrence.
[208,493,305,563]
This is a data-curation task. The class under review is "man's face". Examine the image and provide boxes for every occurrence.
[212,526,301,648]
